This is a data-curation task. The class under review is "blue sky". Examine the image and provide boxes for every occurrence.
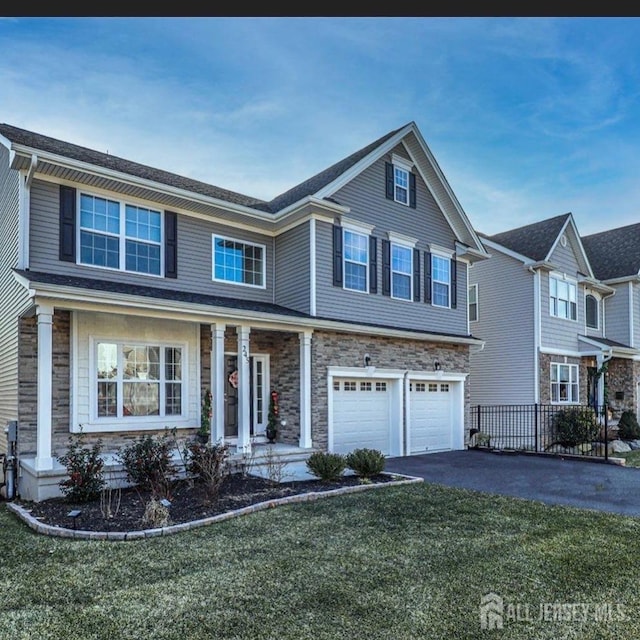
[1,16,639,237]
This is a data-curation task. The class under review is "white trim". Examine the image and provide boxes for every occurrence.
[429,244,454,259]
[584,292,600,331]
[533,269,541,403]
[387,231,418,247]
[252,354,270,435]
[550,361,580,405]
[237,325,251,453]
[431,252,452,309]
[36,304,54,470]
[390,242,413,302]
[309,218,317,316]
[629,281,635,349]
[540,347,587,357]
[549,271,578,322]
[71,310,78,434]
[212,323,226,444]
[299,331,312,448]
[340,216,375,235]
[342,227,369,294]
[391,153,414,171]
[212,234,267,290]
[468,283,478,323]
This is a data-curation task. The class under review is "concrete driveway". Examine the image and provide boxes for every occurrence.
[385,449,640,517]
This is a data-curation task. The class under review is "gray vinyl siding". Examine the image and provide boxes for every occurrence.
[540,240,584,352]
[605,283,631,346]
[314,150,468,335]
[275,221,310,314]
[633,283,640,349]
[0,146,31,454]
[468,249,535,404]
[29,179,275,303]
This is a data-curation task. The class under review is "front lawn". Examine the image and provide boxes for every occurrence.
[1,483,639,640]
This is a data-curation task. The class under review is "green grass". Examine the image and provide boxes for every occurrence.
[611,449,640,467]
[1,483,640,639]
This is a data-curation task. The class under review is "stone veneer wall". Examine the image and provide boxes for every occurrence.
[310,330,470,451]
[605,358,640,417]
[538,353,588,405]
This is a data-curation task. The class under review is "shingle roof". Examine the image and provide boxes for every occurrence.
[0,122,407,215]
[14,270,309,318]
[581,223,640,281]
[482,213,571,262]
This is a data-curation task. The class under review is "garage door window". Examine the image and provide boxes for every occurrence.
[428,383,438,392]
[376,382,387,391]
[441,384,450,392]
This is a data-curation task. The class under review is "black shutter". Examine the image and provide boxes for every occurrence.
[409,173,417,209]
[450,255,457,309]
[164,211,178,278]
[382,239,391,296]
[413,248,420,302]
[369,236,378,294]
[424,252,432,303]
[59,185,76,262]
[333,225,343,287]
[385,162,394,200]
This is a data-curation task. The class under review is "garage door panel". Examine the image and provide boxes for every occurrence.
[332,379,391,455]
[409,382,453,454]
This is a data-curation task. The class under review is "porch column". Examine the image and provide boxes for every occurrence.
[596,353,607,408]
[36,304,54,470]
[211,323,226,444]
[237,325,251,453]
[299,331,313,448]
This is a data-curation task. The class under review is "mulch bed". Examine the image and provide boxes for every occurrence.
[17,473,398,533]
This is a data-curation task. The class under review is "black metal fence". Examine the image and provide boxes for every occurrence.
[470,404,610,460]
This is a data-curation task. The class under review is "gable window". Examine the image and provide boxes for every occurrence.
[394,166,409,205]
[213,236,265,288]
[79,193,162,275]
[550,363,579,404]
[343,229,369,292]
[549,275,577,320]
[391,244,412,300]
[585,294,598,329]
[385,157,417,208]
[468,284,478,322]
[432,254,451,307]
[95,342,184,419]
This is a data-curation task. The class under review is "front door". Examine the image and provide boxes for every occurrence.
[224,354,269,438]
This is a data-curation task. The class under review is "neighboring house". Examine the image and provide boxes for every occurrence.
[0,121,489,500]
[468,212,634,413]
[582,223,640,417]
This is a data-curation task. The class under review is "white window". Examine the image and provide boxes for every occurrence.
[394,165,409,205]
[549,275,577,320]
[391,244,412,300]
[550,363,579,404]
[79,193,162,275]
[585,294,598,329]
[213,236,265,288]
[95,342,184,419]
[343,229,368,292]
[468,284,478,322]
[432,254,451,307]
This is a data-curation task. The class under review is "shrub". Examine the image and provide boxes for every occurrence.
[117,431,178,499]
[552,407,600,447]
[57,431,106,503]
[618,410,640,440]
[345,448,385,478]
[183,439,230,500]
[306,452,346,482]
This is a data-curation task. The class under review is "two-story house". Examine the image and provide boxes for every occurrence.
[582,223,640,417]
[0,121,489,500]
[468,212,633,414]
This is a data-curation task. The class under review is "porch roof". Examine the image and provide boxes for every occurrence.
[578,334,638,357]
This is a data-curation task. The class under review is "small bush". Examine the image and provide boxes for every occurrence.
[345,448,385,478]
[183,439,230,500]
[306,452,346,482]
[57,431,106,503]
[117,431,177,499]
[618,411,640,440]
[552,407,600,447]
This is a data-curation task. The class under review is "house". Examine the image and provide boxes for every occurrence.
[582,223,640,417]
[468,212,637,417]
[0,120,489,501]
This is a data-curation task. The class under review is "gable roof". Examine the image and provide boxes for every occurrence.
[582,223,640,281]
[483,213,572,262]
[0,121,488,255]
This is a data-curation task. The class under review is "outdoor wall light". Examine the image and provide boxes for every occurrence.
[67,509,82,530]
[280,419,287,428]
[434,360,441,371]
[364,354,371,367]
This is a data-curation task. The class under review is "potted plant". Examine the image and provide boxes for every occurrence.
[266,390,279,443]
[198,389,212,443]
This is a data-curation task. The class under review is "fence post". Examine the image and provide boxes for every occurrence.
[477,404,481,434]
[604,405,608,462]
[534,403,539,453]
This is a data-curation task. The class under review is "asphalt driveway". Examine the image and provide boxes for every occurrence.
[385,449,640,517]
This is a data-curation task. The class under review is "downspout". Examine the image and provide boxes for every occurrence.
[529,265,541,403]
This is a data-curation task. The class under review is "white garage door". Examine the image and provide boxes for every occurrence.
[332,379,391,455]
[409,381,453,454]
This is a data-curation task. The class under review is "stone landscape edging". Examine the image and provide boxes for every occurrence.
[6,473,423,541]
